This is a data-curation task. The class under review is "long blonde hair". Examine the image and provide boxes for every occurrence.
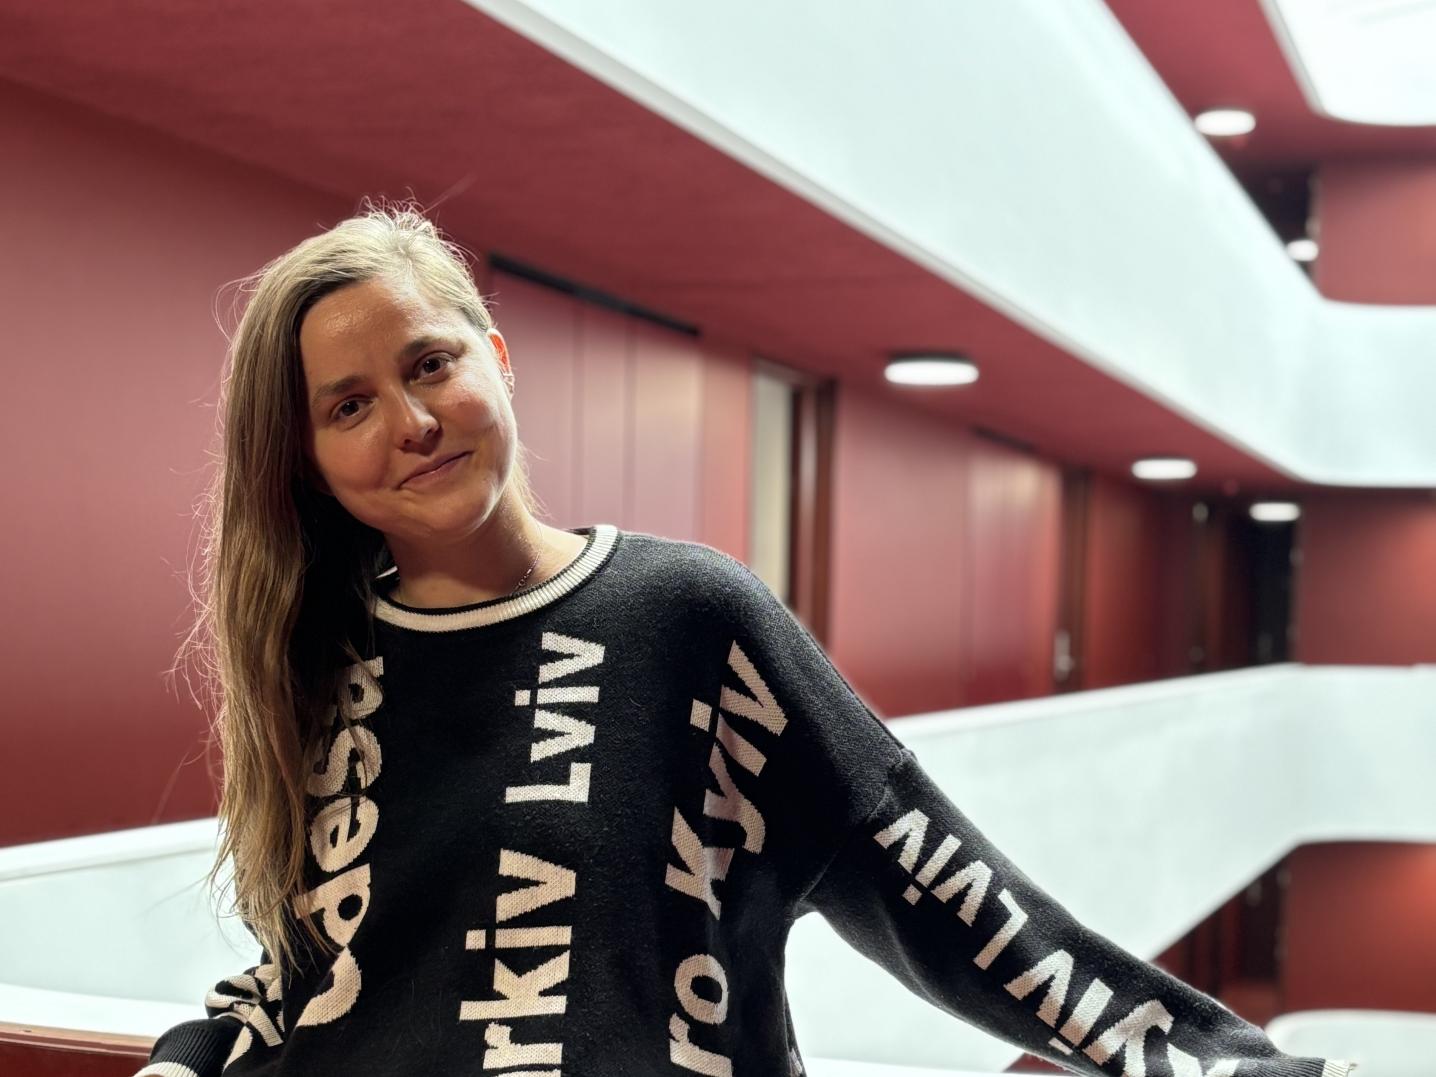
[177,199,542,972]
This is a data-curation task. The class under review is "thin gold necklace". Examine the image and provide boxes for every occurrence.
[393,539,544,607]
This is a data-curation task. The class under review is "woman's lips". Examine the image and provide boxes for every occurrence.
[403,451,470,487]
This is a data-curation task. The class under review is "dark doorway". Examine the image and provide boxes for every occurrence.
[1233,512,1297,665]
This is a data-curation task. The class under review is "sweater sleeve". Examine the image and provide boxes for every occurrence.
[131,943,279,1077]
[800,748,1359,1077]
[705,551,1355,1076]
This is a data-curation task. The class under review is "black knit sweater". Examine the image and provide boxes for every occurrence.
[136,525,1354,1077]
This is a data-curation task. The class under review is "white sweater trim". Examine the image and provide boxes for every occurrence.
[370,525,618,633]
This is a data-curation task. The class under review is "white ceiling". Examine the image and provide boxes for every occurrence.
[1262,0,1436,125]
[472,0,1436,487]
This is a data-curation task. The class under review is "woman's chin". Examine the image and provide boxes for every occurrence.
[384,497,502,541]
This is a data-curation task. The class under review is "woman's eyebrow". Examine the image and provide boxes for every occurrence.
[309,335,449,409]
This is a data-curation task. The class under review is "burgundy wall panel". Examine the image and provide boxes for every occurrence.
[493,271,748,550]
[1082,475,1167,689]
[573,303,632,528]
[696,340,752,563]
[1294,493,1436,665]
[0,1041,147,1077]
[963,441,1062,705]
[827,387,969,718]
[1283,842,1436,1013]
[0,81,348,846]
[490,271,581,525]
[630,320,704,542]
[826,387,1064,719]
[1315,162,1436,306]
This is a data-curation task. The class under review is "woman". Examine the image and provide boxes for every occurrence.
[138,203,1355,1077]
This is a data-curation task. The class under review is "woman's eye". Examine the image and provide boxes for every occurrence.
[417,353,454,377]
[330,355,454,423]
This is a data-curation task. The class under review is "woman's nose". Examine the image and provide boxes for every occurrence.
[387,390,438,446]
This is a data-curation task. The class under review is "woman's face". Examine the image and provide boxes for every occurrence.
[298,272,517,545]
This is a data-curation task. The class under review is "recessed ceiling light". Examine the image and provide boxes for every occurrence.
[1194,108,1256,137]
[1286,238,1318,262]
[1132,457,1198,481]
[885,355,979,387]
[1250,501,1301,523]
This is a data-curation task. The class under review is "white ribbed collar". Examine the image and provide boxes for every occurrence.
[370,524,619,633]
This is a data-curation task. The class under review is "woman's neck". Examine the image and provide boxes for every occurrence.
[385,495,577,609]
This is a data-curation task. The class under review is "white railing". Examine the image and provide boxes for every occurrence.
[788,664,1436,1070]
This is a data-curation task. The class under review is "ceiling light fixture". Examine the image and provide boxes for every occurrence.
[1194,108,1257,137]
[1250,501,1301,523]
[1132,457,1198,481]
[885,354,979,387]
[1286,238,1318,262]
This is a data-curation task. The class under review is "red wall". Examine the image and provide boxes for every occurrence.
[1294,492,1436,665]
[1283,842,1436,1013]
[826,389,1062,718]
[486,269,751,559]
[1080,484,1264,689]
[0,80,350,846]
[1081,476,1191,688]
[1315,162,1436,306]
[963,440,1063,706]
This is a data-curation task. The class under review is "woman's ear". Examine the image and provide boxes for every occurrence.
[487,328,513,393]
